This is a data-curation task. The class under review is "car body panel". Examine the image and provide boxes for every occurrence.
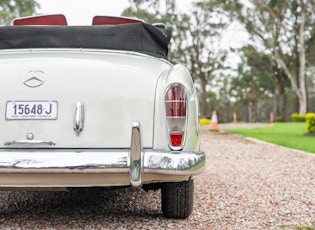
[0,49,171,149]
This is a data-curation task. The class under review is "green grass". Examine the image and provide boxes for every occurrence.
[279,223,315,230]
[226,122,315,154]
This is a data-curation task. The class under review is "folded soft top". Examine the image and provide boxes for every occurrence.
[0,22,172,59]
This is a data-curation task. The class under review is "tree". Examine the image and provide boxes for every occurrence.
[216,76,232,122]
[218,0,315,115]
[0,0,39,25]
[187,1,229,117]
[123,0,229,117]
[230,45,275,122]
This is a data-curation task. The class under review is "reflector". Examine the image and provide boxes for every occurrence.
[92,16,142,25]
[170,133,183,147]
[13,14,68,26]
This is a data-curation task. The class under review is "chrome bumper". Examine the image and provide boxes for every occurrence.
[0,122,205,187]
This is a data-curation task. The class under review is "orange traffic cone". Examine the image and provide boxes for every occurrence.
[233,112,237,123]
[209,110,219,131]
[270,111,274,127]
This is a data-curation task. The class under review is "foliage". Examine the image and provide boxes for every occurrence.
[187,1,230,117]
[216,0,315,115]
[229,45,276,122]
[200,118,211,126]
[122,0,315,121]
[123,0,230,117]
[227,123,315,154]
[0,0,39,25]
[305,113,315,133]
[291,113,306,122]
[275,116,283,122]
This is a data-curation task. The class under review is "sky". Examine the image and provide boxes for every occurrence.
[36,1,248,47]
[36,0,192,25]
[36,1,247,44]
[36,0,130,25]
[35,0,248,68]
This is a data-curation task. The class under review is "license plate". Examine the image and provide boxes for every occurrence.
[6,101,58,120]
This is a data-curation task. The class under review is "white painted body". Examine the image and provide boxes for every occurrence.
[0,49,199,151]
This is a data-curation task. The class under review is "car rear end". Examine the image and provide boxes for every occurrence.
[0,17,205,218]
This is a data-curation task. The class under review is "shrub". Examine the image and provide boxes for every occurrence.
[200,118,211,126]
[291,113,305,122]
[305,113,315,133]
[275,116,283,122]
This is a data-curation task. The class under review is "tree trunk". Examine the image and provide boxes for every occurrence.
[277,79,286,121]
[297,0,307,115]
[200,74,208,117]
[273,61,287,121]
[251,103,257,123]
[274,53,307,116]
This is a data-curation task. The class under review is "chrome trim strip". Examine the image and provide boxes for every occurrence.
[0,149,205,175]
[129,121,143,187]
[0,149,128,169]
[4,140,56,146]
[74,101,85,133]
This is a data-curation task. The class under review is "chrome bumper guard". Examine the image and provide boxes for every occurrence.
[0,122,205,187]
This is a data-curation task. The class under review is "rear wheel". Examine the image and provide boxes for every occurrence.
[161,179,194,219]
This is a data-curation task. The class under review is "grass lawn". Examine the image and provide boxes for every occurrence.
[226,122,315,154]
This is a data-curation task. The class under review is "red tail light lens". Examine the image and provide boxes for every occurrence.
[13,14,68,26]
[165,86,186,117]
[170,133,183,147]
[165,85,187,150]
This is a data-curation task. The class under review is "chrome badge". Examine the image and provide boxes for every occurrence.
[23,70,46,88]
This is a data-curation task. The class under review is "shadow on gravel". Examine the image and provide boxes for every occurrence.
[0,187,163,227]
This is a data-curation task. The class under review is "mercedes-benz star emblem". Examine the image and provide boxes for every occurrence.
[23,70,46,88]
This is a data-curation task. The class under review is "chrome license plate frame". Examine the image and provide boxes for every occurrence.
[5,100,58,120]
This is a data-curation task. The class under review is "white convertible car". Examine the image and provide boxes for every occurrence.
[0,15,205,219]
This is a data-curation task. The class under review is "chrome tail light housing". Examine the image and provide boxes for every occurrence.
[165,84,187,150]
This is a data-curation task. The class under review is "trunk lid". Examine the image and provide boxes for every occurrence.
[0,50,171,148]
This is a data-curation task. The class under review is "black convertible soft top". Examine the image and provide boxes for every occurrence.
[0,22,172,59]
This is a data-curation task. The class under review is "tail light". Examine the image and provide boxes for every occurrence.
[165,85,187,150]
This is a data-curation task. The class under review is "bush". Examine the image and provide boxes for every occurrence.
[305,113,315,133]
[291,113,305,122]
[200,118,211,126]
[275,116,283,122]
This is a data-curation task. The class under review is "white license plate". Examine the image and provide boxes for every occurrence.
[6,101,58,120]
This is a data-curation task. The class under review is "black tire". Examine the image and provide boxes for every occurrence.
[161,179,194,219]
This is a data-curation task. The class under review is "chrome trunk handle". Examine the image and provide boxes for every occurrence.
[74,101,85,134]
[4,140,56,146]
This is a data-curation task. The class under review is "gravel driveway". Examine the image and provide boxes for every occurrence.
[0,127,314,229]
